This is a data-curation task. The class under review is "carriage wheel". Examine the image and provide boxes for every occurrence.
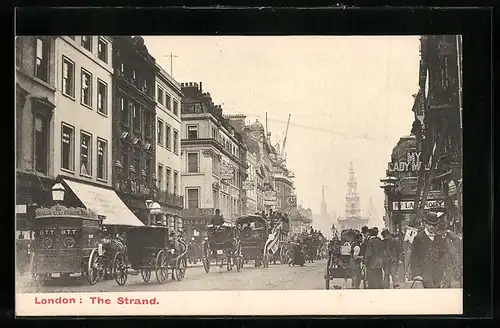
[87,248,103,285]
[173,257,187,281]
[141,269,151,282]
[155,250,168,284]
[112,252,128,286]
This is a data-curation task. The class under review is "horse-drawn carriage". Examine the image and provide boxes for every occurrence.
[236,215,269,268]
[324,235,353,289]
[29,205,106,286]
[201,223,242,273]
[112,225,188,285]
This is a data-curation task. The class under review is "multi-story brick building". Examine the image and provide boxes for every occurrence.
[154,63,184,226]
[111,36,159,224]
[180,82,247,238]
[16,36,57,235]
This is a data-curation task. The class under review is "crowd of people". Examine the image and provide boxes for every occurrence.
[328,211,462,289]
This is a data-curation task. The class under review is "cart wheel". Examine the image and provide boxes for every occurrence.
[202,256,210,273]
[87,248,102,285]
[141,269,151,282]
[173,257,187,281]
[155,250,168,284]
[113,252,128,286]
[226,257,232,271]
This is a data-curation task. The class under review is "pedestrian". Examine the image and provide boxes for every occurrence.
[436,220,462,288]
[363,228,384,289]
[211,209,224,225]
[409,211,448,288]
[382,229,403,289]
[350,232,364,289]
[359,225,369,288]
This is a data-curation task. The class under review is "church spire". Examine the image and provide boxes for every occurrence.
[345,162,361,218]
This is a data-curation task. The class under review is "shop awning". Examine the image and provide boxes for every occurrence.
[63,179,144,227]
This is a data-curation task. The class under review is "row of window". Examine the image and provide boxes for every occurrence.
[211,127,240,158]
[15,37,51,83]
[61,123,108,181]
[70,36,109,64]
[156,118,179,153]
[62,56,108,115]
[16,37,109,85]
[185,187,240,213]
[156,86,179,116]
[156,164,179,195]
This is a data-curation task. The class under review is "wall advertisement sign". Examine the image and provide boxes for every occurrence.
[263,190,277,206]
[388,151,431,173]
[391,199,445,211]
[220,163,235,181]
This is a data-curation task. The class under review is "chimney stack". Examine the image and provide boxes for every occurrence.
[199,82,202,92]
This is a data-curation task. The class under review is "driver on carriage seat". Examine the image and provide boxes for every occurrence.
[211,209,224,226]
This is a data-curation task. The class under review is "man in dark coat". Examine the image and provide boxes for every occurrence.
[211,209,224,225]
[409,212,448,288]
[382,229,403,288]
[359,226,370,288]
[364,228,384,289]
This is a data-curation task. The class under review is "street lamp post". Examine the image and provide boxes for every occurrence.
[380,176,402,233]
[51,183,66,205]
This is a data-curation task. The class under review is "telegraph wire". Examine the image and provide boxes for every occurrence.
[234,110,389,142]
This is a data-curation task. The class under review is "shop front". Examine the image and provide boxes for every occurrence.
[58,177,144,229]
[182,208,215,241]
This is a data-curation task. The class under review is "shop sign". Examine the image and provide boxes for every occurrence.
[35,205,98,219]
[183,219,210,225]
[388,151,431,173]
[392,199,445,211]
[220,163,234,181]
[242,180,255,190]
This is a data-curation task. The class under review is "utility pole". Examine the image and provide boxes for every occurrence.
[164,52,178,77]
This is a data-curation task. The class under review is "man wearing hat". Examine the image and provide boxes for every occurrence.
[409,211,448,288]
[363,228,385,289]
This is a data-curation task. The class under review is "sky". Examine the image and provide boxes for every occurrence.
[144,36,420,229]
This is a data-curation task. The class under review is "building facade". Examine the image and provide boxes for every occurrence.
[154,63,184,221]
[111,36,159,223]
[180,82,248,238]
[245,151,258,214]
[16,36,58,235]
[410,35,463,232]
[242,120,277,211]
[53,36,114,189]
[338,162,369,231]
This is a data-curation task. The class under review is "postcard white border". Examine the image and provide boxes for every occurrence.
[16,289,463,316]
